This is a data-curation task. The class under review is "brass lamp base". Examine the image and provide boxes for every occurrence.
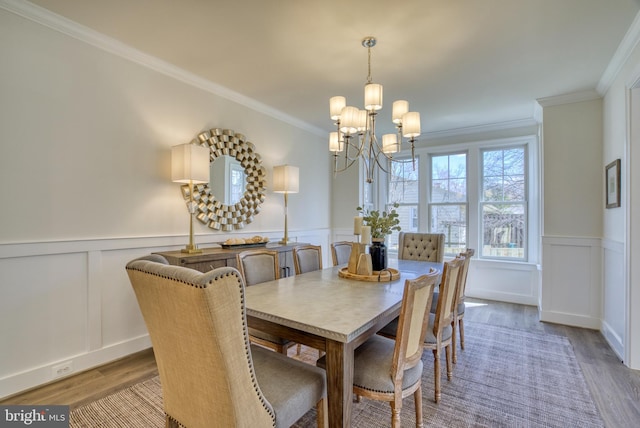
[181,245,202,254]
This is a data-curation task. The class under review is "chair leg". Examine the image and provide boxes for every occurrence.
[316,397,328,428]
[459,317,465,350]
[451,319,458,364]
[390,399,402,428]
[414,384,424,428]
[433,348,441,403]
[445,344,453,381]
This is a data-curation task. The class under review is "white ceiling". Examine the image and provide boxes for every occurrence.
[23,0,640,137]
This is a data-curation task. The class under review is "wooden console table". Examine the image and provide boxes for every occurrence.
[154,242,309,277]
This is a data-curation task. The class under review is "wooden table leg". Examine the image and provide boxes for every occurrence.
[325,339,355,428]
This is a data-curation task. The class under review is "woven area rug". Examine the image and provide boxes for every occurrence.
[70,323,604,427]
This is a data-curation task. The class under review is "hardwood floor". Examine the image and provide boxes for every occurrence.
[2,298,639,427]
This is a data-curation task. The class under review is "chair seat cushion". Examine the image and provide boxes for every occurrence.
[317,335,422,393]
[251,345,326,428]
[249,327,292,345]
[379,313,452,344]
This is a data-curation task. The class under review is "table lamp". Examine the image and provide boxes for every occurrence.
[171,143,210,253]
[273,164,299,245]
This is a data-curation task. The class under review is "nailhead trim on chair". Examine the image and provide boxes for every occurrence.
[125,262,277,426]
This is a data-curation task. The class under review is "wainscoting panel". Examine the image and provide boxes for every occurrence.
[602,238,625,361]
[0,252,88,377]
[464,259,540,306]
[0,230,331,400]
[540,236,602,329]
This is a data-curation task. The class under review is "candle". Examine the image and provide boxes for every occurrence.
[354,216,363,235]
[361,226,371,245]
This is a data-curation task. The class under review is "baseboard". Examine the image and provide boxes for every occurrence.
[466,290,538,306]
[539,309,601,330]
[601,320,625,362]
[0,335,151,400]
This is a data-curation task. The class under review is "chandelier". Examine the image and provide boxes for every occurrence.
[329,36,421,183]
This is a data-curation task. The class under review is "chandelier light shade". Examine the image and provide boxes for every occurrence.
[328,36,421,183]
[273,165,299,244]
[402,111,421,138]
[382,134,399,154]
[329,132,343,152]
[171,143,210,254]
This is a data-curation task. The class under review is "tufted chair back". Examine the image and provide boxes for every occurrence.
[398,232,446,262]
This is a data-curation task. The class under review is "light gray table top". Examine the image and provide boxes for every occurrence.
[245,259,442,344]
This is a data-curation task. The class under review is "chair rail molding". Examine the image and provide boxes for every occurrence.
[0,228,331,399]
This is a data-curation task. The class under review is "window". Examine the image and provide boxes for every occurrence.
[429,153,467,255]
[388,158,419,251]
[385,136,536,263]
[481,147,526,259]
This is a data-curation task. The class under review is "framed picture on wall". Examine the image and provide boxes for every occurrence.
[606,159,621,208]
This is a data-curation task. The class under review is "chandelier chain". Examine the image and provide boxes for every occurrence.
[367,43,372,84]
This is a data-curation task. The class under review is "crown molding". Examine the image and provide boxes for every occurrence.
[423,117,539,140]
[0,0,327,138]
[536,89,602,108]
[597,10,640,94]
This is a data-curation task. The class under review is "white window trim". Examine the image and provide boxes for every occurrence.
[479,144,528,261]
[381,134,539,264]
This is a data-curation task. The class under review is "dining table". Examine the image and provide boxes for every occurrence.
[245,258,442,428]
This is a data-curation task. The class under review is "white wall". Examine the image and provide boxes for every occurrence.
[0,6,331,398]
[539,98,604,329]
[602,20,640,368]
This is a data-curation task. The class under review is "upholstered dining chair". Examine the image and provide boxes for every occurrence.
[379,256,465,403]
[330,241,352,266]
[126,255,327,428]
[451,248,474,363]
[293,244,323,275]
[397,232,446,262]
[428,249,475,364]
[236,249,297,355]
[318,270,439,428]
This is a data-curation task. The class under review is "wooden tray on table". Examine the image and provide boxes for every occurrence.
[338,267,400,282]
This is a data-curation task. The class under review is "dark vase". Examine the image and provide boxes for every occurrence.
[369,239,387,272]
